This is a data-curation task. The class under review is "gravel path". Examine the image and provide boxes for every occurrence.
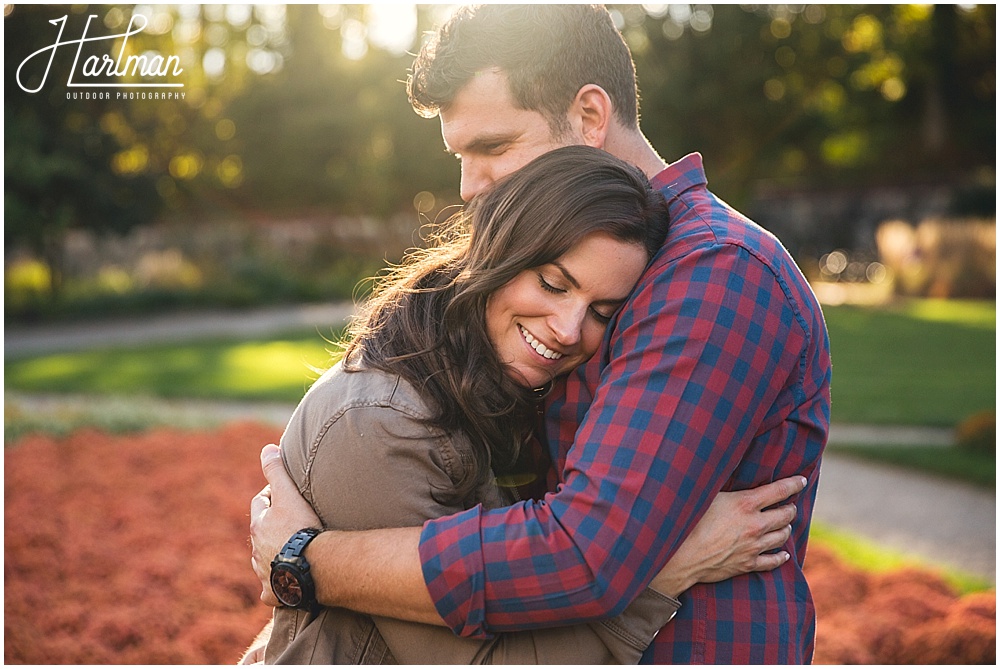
[5,302,358,357]
[4,302,994,583]
[814,452,994,582]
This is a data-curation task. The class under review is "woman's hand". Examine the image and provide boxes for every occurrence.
[649,476,806,598]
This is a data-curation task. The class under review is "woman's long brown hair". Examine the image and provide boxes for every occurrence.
[343,146,669,504]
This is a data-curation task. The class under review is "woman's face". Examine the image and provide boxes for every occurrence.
[485,232,648,389]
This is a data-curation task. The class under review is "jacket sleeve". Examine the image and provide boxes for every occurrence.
[291,401,680,664]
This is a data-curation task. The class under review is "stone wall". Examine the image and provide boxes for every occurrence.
[746,181,957,259]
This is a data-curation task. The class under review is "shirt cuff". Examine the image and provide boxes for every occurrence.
[419,504,491,638]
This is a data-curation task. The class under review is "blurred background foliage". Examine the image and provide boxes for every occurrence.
[4,3,996,321]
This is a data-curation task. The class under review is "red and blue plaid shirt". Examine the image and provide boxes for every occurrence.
[419,153,831,664]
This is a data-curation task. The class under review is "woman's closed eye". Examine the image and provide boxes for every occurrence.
[537,273,564,294]
[538,272,618,324]
[589,306,614,324]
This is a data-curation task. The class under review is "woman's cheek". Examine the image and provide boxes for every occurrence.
[579,322,605,359]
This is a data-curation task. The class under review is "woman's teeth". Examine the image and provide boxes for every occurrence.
[519,325,563,360]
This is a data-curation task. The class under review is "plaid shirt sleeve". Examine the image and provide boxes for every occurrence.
[418,240,812,638]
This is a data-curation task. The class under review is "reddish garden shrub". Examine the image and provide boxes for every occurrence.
[898,593,997,665]
[801,544,872,619]
[5,423,277,664]
[955,410,997,455]
[806,547,996,664]
[4,424,996,664]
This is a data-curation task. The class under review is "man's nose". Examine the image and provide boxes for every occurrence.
[460,159,493,201]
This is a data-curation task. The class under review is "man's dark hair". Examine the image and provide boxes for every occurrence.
[407,4,640,135]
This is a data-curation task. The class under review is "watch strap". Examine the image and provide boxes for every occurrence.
[278,527,321,560]
[270,528,322,610]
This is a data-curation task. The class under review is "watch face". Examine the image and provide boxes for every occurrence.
[271,565,304,607]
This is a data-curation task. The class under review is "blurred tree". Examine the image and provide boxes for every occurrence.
[5,5,161,298]
[217,5,457,218]
[4,2,994,286]
[626,4,995,209]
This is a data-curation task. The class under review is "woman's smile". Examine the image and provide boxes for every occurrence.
[518,324,564,361]
[486,232,648,389]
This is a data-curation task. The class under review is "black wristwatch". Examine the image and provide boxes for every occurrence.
[270,528,322,610]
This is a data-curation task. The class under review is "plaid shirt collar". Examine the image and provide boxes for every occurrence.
[650,152,708,203]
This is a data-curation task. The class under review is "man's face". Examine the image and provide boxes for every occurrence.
[440,69,580,201]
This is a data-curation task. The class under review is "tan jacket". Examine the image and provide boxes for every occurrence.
[264,362,679,664]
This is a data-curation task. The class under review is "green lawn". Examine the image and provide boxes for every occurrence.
[5,298,996,427]
[828,443,995,488]
[5,331,343,403]
[824,299,995,426]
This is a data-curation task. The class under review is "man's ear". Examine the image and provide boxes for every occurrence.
[569,84,614,149]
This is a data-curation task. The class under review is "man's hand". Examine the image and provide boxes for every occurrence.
[649,476,806,598]
[249,443,321,606]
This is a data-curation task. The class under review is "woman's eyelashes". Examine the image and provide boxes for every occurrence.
[536,272,564,294]
[536,272,615,325]
[589,307,613,324]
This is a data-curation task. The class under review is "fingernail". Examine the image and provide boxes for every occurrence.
[783,552,790,561]
[799,476,807,487]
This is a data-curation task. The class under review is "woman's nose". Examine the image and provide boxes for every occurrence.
[548,305,585,348]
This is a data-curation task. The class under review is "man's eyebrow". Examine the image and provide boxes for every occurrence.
[448,132,519,155]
